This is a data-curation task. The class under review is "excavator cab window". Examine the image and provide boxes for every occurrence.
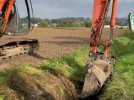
[8,0,33,35]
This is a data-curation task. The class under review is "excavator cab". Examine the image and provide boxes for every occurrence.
[4,0,33,36]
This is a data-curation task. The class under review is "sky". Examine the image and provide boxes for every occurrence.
[16,0,134,19]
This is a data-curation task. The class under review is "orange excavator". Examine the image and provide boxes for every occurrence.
[0,0,118,56]
[0,0,118,98]
[0,0,38,59]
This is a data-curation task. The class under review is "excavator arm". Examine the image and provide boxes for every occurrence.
[81,0,118,98]
[90,0,117,58]
[0,0,15,35]
[0,0,33,37]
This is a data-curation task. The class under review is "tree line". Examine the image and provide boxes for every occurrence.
[31,17,91,27]
[20,17,128,28]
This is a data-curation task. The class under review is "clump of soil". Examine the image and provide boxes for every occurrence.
[8,66,78,100]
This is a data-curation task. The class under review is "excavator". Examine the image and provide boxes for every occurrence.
[0,0,119,99]
[0,0,38,59]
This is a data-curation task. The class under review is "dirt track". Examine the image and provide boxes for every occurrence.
[0,28,90,68]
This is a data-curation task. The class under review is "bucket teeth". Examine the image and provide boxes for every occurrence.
[80,57,113,99]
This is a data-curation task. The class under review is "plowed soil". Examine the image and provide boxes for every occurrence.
[0,28,90,68]
[0,27,124,69]
[32,28,90,58]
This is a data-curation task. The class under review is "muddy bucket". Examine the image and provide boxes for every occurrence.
[80,57,113,98]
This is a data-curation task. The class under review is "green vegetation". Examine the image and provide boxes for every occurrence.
[99,30,134,100]
[32,17,92,28]
[40,30,134,100]
[41,47,88,82]
[0,30,134,99]
[31,17,127,28]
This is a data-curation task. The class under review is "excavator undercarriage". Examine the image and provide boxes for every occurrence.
[0,0,39,60]
[0,36,39,60]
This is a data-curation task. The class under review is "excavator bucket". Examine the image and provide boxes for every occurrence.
[81,54,113,98]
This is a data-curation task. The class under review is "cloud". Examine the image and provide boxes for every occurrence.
[124,0,134,3]
[16,0,134,18]
[118,0,134,17]
[30,0,92,18]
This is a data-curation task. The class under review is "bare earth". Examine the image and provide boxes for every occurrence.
[33,28,90,58]
[0,28,90,68]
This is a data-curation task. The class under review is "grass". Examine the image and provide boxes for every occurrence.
[0,96,4,100]
[40,47,89,82]
[99,30,134,100]
[41,29,134,99]
[0,29,134,99]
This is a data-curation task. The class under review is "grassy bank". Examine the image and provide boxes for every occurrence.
[0,30,134,99]
[99,30,134,100]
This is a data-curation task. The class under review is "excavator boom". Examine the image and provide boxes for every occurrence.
[81,0,118,98]
[90,0,117,58]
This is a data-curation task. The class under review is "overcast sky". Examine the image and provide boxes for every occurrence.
[16,0,134,18]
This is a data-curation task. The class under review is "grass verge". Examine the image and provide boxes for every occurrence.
[99,30,134,100]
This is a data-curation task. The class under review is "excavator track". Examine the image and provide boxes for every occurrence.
[0,36,39,60]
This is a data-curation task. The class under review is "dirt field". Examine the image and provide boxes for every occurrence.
[0,28,90,68]
[0,27,125,69]
[33,28,90,58]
